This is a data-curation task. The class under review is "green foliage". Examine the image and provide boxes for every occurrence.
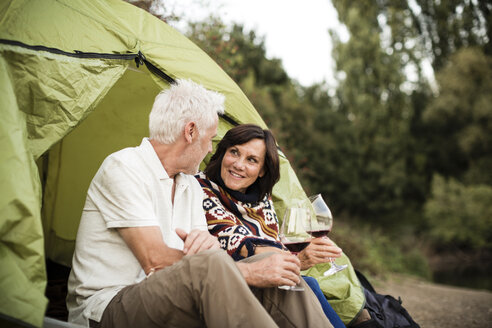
[333,221,431,278]
[409,0,491,71]
[423,47,492,185]
[424,174,492,250]
[328,0,417,223]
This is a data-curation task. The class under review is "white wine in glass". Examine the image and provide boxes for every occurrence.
[307,194,348,276]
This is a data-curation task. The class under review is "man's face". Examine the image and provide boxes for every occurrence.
[183,118,218,174]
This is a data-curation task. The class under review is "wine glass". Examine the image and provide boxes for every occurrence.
[307,194,348,276]
[278,207,311,291]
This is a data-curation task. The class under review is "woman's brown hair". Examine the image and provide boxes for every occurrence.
[205,124,280,200]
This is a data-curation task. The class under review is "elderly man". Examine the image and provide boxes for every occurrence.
[67,79,331,328]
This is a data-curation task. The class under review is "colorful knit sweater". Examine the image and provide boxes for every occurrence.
[195,172,284,260]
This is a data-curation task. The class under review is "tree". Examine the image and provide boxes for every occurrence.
[124,0,179,23]
[330,0,492,226]
[187,19,289,87]
[408,0,491,71]
[328,0,415,223]
[423,47,492,185]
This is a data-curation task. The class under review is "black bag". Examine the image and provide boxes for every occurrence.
[363,288,420,328]
[354,270,420,328]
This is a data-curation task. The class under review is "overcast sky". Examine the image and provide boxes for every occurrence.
[165,0,348,87]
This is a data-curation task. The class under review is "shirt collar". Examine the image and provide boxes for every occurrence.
[139,138,189,189]
[139,138,170,180]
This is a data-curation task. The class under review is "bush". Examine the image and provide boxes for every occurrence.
[424,174,492,250]
[332,219,431,279]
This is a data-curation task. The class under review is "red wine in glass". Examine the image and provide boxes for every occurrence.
[278,207,311,291]
[306,229,331,238]
[283,241,310,254]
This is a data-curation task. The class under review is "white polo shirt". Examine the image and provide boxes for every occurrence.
[67,138,207,326]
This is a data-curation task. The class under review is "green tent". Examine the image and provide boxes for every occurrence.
[0,0,363,327]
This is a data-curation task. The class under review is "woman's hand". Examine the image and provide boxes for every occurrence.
[297,237,342,270]
[236,253,301,288]
[176,228,221,255]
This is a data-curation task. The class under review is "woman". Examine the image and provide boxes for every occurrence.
[196,124,346,328]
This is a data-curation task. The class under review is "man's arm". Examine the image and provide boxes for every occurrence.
[118,226,184,275]
[119,226,221,275]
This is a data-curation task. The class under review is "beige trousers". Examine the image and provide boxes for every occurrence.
[98,250,332,328]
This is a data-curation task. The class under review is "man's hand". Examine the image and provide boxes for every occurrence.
[297,237,342,270]
[176,228,220,255]
[236,253,301,288]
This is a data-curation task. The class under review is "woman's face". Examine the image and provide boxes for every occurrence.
[220,138,266,193]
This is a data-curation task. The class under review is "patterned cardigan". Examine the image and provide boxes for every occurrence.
[195,172,284,260]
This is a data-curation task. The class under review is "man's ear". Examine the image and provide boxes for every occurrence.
[184,122,196,144]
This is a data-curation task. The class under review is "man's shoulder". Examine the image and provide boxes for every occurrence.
[100,147,139,169]
[101,139,150,165]
[107,146,139,161]
[94,145,149,182]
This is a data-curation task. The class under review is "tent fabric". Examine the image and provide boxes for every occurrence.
[0,0,363,326]
[0,55,48,327]
[0,42,128,327]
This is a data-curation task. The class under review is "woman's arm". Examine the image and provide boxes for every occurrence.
[297,237,343,270]
[211,221,284,259]
[204,196,283,259]
[241,245,285,257]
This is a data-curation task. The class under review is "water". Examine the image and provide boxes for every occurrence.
[432,263,492,291]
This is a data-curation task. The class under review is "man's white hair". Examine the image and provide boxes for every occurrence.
[149,79,225,144]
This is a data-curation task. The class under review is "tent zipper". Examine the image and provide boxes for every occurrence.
[0,38,239,126]
[0,39,136,60]
[134,51,175,84]
[0,39,174,81]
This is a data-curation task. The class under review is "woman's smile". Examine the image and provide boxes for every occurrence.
[228,170,245,179]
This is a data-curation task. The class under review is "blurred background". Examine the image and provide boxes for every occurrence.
[127,0,491,291]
